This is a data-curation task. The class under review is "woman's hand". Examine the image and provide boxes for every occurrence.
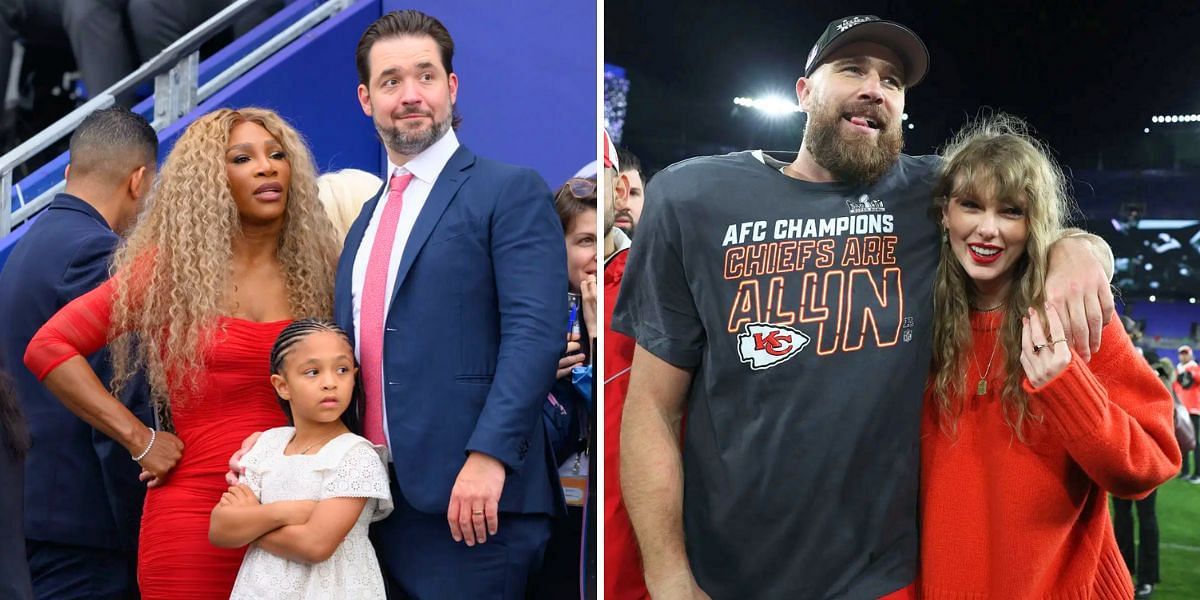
[133,429,183,488]
[580,274,598,346]
[1021,304,1073,388]
[556,333,585,380]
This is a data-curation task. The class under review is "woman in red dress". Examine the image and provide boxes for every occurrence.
[24,107,340,599]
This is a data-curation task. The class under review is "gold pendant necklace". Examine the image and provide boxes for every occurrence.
[970,333,1002,396]
[290,431,341,455]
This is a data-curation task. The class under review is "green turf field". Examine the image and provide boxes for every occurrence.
[1116,475,1200,598]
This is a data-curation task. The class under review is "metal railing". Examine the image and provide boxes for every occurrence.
[0,0,354,236]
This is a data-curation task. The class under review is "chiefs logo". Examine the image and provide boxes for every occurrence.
[737,323,811,371]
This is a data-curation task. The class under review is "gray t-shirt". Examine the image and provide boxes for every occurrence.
[613,150,941,599]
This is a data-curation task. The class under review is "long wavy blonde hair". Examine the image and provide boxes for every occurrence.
[108,108,340,415]
[929,114,1073,439]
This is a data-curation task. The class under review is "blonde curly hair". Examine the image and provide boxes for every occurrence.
[108,107,340,415]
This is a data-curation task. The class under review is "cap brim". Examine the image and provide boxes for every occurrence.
[807,21,929,88]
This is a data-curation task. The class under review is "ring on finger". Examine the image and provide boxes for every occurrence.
[472,509,484,516]
[1051,338,1067,345]
[1033,343,1048,353]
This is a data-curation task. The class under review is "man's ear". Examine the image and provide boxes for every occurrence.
[615,172,630,203]
[357,84,373,117]
[128,165,149,199]
[796,76,814,112]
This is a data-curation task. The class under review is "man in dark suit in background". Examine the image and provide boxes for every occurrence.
[335,10,567,599]
[0,106,156,599]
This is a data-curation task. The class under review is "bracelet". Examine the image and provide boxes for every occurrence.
[132,427,156,462]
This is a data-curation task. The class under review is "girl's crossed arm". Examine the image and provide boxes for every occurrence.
[208,484,316,548]
[254,496,368,564]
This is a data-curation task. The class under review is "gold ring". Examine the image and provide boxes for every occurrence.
[1052,339,1068,345]
[472,510,484,515]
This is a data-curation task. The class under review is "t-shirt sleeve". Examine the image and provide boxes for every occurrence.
[611,174,705,368]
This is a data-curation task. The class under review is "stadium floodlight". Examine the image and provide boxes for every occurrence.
[733,96,802,116]
[1149,295,1157,302]
[1151,113,1200,123]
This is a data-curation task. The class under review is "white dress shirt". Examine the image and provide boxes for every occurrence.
[352,128,460,451]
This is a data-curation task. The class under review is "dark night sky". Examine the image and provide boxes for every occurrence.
[605,0,1200,177]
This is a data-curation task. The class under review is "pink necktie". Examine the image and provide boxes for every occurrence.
[361,172,414,446]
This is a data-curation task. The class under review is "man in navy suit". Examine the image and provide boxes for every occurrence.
[337,10,567,599]
[0,106,156,599]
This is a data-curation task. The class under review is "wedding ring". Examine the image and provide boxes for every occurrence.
[1033,343,1048,353]
[472,510,484,515]
[1052,339,1068,345]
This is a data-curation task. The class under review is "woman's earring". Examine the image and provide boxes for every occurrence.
[941,229,948,244]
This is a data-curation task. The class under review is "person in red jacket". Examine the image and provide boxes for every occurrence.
[1174,345,1200,482]
[920,114,1180,598]
[601,130,650,600]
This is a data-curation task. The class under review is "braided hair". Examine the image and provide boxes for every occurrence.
[269,319,363,434]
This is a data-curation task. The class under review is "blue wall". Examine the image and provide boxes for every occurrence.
[382,0,597,188]
[159,0,381,174]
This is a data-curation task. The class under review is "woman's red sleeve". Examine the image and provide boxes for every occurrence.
[24,277,118,380]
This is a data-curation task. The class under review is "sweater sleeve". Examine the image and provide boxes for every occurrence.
[1024,316,1181,500]
[24,277,118,380]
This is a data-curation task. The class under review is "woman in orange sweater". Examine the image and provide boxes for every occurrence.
[920,114,1180,599]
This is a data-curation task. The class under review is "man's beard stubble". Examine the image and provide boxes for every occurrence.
[803,96,903,187]
[378,107,453,157]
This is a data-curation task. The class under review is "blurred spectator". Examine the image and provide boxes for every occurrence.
[614,147,643,238]
[0,367,31,600]
[1112,319,1168,599]
[316,168,382,242]
[531,176,597,599]
[602,130,649,600]
[1176,345,1200,483]
[0,105,157,599]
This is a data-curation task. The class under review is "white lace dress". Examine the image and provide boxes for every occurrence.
[229,427,392,600]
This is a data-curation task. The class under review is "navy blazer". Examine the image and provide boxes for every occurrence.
[0,194,152,551]
[335,145,567,517]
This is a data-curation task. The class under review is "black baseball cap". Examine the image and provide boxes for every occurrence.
[804,15,929,88]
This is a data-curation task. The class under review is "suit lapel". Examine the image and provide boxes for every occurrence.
[336,185,385,343]
[388,145,475,306]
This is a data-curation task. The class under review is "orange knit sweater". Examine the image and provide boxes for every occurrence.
[919,312,1180,599]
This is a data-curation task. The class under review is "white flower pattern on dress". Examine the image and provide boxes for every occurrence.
[229,427,392,600]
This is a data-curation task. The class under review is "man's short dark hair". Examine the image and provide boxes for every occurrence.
[356,10,455,84]
[617,147,642,176]
[355,10,461,129]
[67,106,157,185]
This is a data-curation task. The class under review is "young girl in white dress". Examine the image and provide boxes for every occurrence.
[209,319,392,599]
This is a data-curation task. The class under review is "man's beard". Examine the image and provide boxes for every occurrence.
[377,107,453,157]
[803,96,903,187]
[615,210,635,238]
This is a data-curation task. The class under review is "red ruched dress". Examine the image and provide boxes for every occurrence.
[25,277,289,599]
